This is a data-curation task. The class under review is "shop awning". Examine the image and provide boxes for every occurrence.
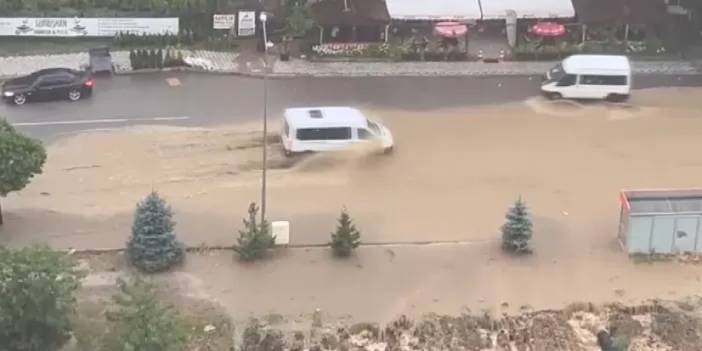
[480,0,575,19]
[385,0,482,21]
[310,0,390,26]
[572,0,668,25]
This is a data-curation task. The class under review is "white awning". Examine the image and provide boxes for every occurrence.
[480,0,575,19]
[385,0,482,21]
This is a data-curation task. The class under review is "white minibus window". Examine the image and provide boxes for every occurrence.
[557,74,577,87]
[297,127,352,141]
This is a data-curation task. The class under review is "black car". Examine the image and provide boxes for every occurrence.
[1,68,94,105]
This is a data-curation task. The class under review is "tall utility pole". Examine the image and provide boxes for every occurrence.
[260,11,269,223]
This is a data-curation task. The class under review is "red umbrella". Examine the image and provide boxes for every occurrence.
[532,22,566,37]
[433,22,468,38]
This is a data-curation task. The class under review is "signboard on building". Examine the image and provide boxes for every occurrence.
[237,11,256,37]
[0,17,179,37]
[213,14,236,29]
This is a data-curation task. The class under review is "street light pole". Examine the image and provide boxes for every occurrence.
[260,12,269,223]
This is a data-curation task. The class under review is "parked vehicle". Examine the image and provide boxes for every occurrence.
[280,106,394,156]
[541,54,631,102]
[1,68,94,105]
[88,47,113,74]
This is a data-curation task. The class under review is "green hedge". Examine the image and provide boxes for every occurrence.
[129,48,184,69]
[511,43,581,61]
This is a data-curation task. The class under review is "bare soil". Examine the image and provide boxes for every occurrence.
[69,249,702,351]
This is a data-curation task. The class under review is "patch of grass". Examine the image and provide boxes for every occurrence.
[70,297,111,351]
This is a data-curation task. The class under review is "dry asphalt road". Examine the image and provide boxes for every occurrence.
[2,72,702,140]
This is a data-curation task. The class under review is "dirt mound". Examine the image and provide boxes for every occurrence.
[652,304,702,351]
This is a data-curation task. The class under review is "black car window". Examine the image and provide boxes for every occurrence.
[37,74,74,87]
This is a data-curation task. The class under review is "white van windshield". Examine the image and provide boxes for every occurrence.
[547,63,566,83]
[367,119,381,135]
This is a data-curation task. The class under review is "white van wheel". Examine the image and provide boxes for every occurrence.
[548,92,562,100]
[606,94,628,103]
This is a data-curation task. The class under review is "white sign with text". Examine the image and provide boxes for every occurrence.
[237,11,256,37]
[213,14,236,29]
[0,17,179,37]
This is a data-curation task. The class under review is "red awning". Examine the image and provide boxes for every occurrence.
[433,22,468,38]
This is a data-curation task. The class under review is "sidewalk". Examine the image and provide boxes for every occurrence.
[1,51,700,79]
[272,58,701,77]
[0,50,240,78]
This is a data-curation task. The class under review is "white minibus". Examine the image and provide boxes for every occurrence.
[541,54,631,102]
[280,106,394,156]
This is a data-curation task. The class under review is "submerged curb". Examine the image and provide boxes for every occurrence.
[66,238,496,255]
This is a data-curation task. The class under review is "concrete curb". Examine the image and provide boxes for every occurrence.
[67,238,495,255]
[2,67,700,81]
[116,68,702,79]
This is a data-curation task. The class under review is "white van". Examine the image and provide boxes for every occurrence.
[541,54,631,102]
[280,106,394,156]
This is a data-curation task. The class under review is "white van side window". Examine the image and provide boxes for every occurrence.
[358,129,372,140]
[581,75,627,86]
[297,127,351,141]
[284,121,290,137]
[557,74,577,87]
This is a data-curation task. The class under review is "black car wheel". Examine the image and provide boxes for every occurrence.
[68,89,82,102]
[13,94,27,105]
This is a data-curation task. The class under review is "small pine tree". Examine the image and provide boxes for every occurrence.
[163,50,172,67]
[138,49,146,69]
[127,191,184,272]
[501,197,533,254]
[176,50,184,66]
[104,277,186,351]
[233,203,275,261]
[330,208,361,257]
[129,50,137,69]
[156,48,164,68]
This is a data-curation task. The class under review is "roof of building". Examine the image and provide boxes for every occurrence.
[284,106,369,129]
[480,0,575,19]
[623,189,702,215]
[562,54,630,74]
[571,0,668,25]
[310,0,390,25]
[385,0,482,21]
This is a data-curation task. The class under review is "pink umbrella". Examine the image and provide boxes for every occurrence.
[433,22,468,38]
[532,22,566,37]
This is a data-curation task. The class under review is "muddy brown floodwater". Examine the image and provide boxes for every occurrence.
[3,87,702,331]
[6,87,702,253]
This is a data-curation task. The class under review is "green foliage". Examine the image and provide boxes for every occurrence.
[330,209,361,257]
[156,48,164,68]
[501,197,533,254]
[127,191,184,272]
[0,118,46,224]
[285,3,315,38]
[0,119,46,196]
[104,277,187,351]
[240,318,285,351]
[233,203,275,261]
[0,245,82,351]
